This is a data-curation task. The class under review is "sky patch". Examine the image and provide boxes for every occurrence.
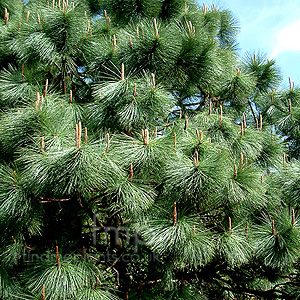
[202,0,300,85]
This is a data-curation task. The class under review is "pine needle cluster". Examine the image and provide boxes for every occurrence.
[0,0,299,299]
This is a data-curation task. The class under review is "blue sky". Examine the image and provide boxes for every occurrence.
[202,0,300,87]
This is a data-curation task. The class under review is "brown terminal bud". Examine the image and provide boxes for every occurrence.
[259,113,263,132]
[105,133,110,154]
[184,116,188,130]
[84,127,88,144]
[112,34,116,53]
[272,219,275,235]
[4,8,8,24]
[4,10,9,25]
[202,2,207,14]
[173,202,177,226]
[78,122,82,146]
[151,73,155,89]
[43,79,48,97]
[133,83,137,98]
[75,124,78,147]
[276,231,280,244]
[246,222,249,238]
[154,127,157,139]
[241,121,244,136]
[271,90,274,102]
[234,164,237,179]
[292,208,295,227]
[121,63,124,81]
[41,137,45,154]
[35,92,40,110]
[153,18,159,38]
[228,217,232,232]
[55,245,60,268]
[194,151,199,166]
[174,132,177,151]
[129,163,133,182]
[144,129,149,145]
[289,99,292,115]
[240,152,243,170]
[42,285,45,300]
[94,274,99,289]
[219,104,223,122]
[22,64,25,83]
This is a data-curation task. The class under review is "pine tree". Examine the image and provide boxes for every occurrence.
[0,0,300,299]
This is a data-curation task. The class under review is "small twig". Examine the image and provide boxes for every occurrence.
[103,251,125,274]
[38,196,71,203]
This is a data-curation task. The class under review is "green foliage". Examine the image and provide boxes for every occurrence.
[218,227,253,268]
[0,0,299,299]
[138,215,215,269]
[254,210,300,271]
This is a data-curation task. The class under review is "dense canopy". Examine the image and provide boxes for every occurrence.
[1,0,300,299]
